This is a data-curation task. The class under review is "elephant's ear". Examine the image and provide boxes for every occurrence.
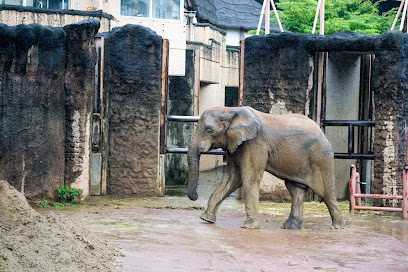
[226,108,260,153]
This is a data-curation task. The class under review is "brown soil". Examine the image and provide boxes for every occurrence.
[0,180,120,272]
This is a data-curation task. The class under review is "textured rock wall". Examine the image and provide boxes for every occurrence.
[0,23,66,199]
[63,19,99,199]
[244,33,313,115]
[104,25,163,196]
[372,31,408,206]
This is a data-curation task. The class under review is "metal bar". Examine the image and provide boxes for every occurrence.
[349,164,357,214]
[265,0,270,34]
[322,120,375,126]
[354,193,403,200]
[166,147,225,155]
[400,0,408,31]
[320,0,325,35]
[312,0,321,34]
[348,124,354,155]
[239,40,245,106]
[271,0,283,32]
[334,153,374,159]
[166,115,200,122]
[354,206,403,212]
[256,0,267,35]
[391,0,405,30]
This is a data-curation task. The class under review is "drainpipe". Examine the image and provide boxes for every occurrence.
[185,11,197,41]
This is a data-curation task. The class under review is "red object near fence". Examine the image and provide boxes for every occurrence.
[349,164,408,219]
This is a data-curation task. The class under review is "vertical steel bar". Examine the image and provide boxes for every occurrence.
[265,0,270,34]
[356,172,361,207]
[400,0,408,31]
[256,0,267,35]
[391,0,405,30]
[239,40,245,107]
[349,164,356,214]
[320,0,325,35]
[271,0,283,32]
[348,124,354,155]
[312,0,321,34]
[403,166,408,219]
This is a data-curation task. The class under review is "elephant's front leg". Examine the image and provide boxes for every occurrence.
[201,158,242,223]
[240,154,266,229]
[283,180,308,229]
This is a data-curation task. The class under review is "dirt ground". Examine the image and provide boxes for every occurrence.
[33,169,408,272]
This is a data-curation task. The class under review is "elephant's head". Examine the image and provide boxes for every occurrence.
[187,106,261,201]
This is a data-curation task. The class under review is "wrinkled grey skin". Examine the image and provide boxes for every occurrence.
[187,106,345,229]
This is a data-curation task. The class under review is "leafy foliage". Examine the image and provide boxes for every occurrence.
[57,185,82,202]
[257,0,397,35]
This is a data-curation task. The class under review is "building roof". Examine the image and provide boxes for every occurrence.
[187,0,279,31]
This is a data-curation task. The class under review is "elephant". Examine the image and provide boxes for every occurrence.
[187,106,345,229]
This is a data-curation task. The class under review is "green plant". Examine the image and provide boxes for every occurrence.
[50,202,64,208]
[36,199,49,208]
[251,0,397,35]
[56,185,82,202]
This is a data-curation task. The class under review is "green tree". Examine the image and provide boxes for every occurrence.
[255,0,397,35]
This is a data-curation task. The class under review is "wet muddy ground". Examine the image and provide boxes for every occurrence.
[36,169,408,271]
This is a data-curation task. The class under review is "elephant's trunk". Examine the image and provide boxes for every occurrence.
[187,125,205,201]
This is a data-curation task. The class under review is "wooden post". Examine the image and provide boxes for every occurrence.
[159,39,169,197]
[239,40,245,107]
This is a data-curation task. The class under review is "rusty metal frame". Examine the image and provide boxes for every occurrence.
[350,164,408,219]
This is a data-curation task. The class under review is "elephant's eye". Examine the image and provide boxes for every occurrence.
[206,128,215,134]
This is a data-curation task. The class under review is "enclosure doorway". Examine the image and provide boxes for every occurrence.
[319,52,374,199]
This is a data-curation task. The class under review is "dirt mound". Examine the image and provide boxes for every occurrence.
[0,180,120,272]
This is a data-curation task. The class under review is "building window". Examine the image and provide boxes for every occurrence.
[121,0,181,20]
[1,0,68,9]
[225,87,239,107]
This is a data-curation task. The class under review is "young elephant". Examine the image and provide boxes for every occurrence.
[187,106,345,229]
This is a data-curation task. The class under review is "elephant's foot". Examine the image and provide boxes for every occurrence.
[282,217,302,230]
[331,218,346,229]
[241,218,260,229]
[200,211,216,223]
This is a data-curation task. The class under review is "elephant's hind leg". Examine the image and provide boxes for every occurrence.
[283,180,308,230]
[200,158,242,223]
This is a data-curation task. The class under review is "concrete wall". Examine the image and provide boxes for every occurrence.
[325,52,361,199]
[0,5,112,32]
[103,25,163,196]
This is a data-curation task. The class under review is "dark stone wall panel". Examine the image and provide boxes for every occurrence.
[244,33,312,114]
[0,23,66,199]
[104,25,163,196]
[63,19,99,198]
